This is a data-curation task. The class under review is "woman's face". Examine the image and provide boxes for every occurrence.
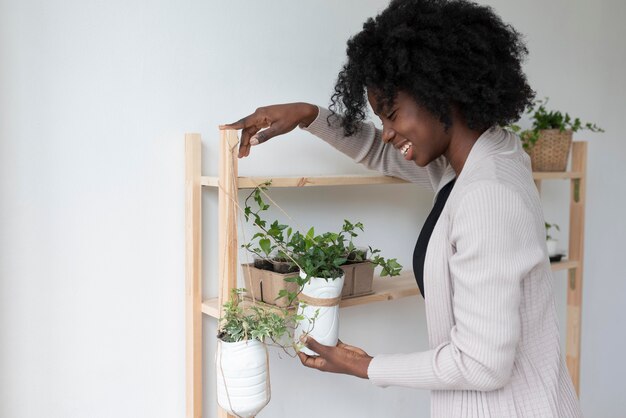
[367,89,451,167]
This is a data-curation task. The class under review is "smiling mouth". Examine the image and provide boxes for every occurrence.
[400,143,412,156]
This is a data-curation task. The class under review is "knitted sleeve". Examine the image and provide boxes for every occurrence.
[367,181,544,391]
[301,106,442,191]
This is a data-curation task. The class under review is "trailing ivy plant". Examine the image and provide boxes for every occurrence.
[241,181,402,305]
[218,288,288,343]
[507,98,604,150]
[218,288,315,353]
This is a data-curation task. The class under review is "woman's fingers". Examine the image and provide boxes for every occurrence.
[298,336,331,372]
[219,111,272,158]
[297,337,372,378]
[298,351,327,370]
[240,125,261,158]
[220,103,313,158]
[337,341,368,356]
[253,124,284,145]
[302,336,329,356]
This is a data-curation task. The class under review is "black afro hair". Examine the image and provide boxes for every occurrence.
[329,0,535,136]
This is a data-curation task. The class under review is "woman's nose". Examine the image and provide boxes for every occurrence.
[382,127,396,143]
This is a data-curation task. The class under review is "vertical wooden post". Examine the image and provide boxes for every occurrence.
[566,141,586,396]
[217,130,239,418]
[185,134,203,418]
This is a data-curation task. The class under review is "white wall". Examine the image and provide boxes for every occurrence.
[1,1,624,417]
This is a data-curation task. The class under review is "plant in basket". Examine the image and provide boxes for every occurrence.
[508,97,603,171]
[241,181,402,356]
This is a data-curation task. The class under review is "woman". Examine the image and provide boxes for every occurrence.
[221,0,582,416]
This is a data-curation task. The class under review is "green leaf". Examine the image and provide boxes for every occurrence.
[259,238,271,255]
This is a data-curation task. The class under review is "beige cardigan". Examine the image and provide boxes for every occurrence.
[303,107,582,418]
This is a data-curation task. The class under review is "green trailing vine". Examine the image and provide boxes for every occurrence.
[241,181,402,305]
[218,288,291,343]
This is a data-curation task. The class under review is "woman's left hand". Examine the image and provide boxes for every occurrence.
[297,336,373,379]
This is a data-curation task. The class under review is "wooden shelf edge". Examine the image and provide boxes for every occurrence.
[201,176,218,187]
[201,171,583,188]
[202,263,579,318]
[533,171,583,180]
[201,175,409,188]
[202,272,418,319]
[550,259,579,272]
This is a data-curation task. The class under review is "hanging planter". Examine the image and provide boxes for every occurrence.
[240,181,403,355]
[294,270,345,356]
[216,339,270,418]
[216,289,292,418]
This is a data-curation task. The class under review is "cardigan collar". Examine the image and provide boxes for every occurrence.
[433,126,514,199]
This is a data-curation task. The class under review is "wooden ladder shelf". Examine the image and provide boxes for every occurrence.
[185,131,587,418]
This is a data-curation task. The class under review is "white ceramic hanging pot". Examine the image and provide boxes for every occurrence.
[216,339,270,418]
[294,269,345,356]
[546,238,558,256]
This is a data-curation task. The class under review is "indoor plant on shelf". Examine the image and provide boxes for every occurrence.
[241,181,402,355]
[216,288,298,418]
[508,98,603,171]
[339,222,400,298]
[240,183,300,308]
[545,221,562,261]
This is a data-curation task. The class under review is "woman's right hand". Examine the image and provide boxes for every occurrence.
[219,103,319,158]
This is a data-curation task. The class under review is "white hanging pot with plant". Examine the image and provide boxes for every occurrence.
[216,289,292,418]
[546,238,558,256]
[216,339,270,418]
[545,221,561,258]
[240,181,403,356]
[294,270,345,356]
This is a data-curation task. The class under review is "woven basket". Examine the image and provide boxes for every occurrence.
[526,129,573,172]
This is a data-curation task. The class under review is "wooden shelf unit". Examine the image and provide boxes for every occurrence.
[200,260,579,320]
[185,131,587,418]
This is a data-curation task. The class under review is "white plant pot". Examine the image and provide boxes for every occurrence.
[294,270,345,356]
[216,339,269,418]
[546,239,558,256]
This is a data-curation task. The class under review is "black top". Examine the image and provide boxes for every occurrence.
[413,179,456,298]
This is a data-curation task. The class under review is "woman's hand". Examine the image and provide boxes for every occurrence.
[297,336,373,379]
[219,103,319,158]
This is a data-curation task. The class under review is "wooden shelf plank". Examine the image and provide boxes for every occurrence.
[551,259,579,272]
[201,172,583,188]
[203,262,579,319]
[202,175,409,188]
[202,271,418,319]
[533,171,583,180]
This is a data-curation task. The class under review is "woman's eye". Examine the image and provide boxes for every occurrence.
[388,110,398,121]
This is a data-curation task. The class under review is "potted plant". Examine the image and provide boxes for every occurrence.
[241,182,402,355]
[339,228,402,299]
[341,246,375,298]
[545,221,562,261]
[241,189,300,308]
[508,98,603,171]
[216,288,294,417]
